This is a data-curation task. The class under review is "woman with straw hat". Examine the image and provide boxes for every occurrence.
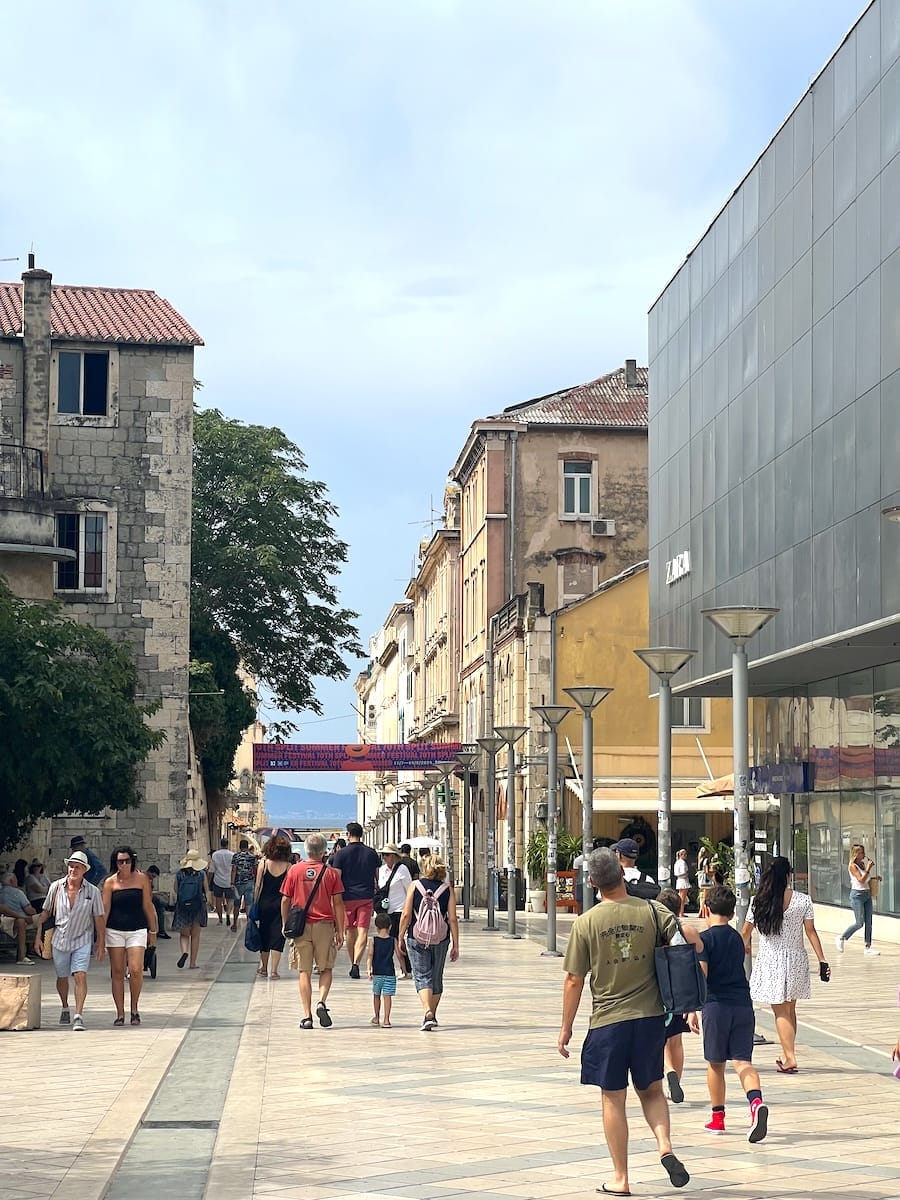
[172,850,210,969]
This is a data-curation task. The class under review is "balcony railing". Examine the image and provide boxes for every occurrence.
[0,443,45,499]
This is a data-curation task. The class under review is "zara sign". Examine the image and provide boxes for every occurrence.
[665,550,691,586]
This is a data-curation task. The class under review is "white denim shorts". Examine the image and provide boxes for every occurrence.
[105,928,148,949]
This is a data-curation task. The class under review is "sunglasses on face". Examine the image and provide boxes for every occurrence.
[116,857,132,864]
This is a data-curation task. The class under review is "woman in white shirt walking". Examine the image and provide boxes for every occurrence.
[835,844,881,956]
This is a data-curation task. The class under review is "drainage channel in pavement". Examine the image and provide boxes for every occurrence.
[104,956,253,1200]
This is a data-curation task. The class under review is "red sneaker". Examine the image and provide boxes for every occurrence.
[704,1110,726,1135]
[748,1098,769,1143]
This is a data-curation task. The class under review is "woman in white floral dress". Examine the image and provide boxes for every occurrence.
[741,856,830,1073]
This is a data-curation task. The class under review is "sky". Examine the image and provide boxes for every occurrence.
[0,0,868,793]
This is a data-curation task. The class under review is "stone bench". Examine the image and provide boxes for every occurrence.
[0,973,41,1031]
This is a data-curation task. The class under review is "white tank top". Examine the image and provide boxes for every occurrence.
[849,862,868,892]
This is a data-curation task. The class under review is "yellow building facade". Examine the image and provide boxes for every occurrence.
[551,562,736,858]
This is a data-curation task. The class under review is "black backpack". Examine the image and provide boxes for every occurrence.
[625,870,661,901]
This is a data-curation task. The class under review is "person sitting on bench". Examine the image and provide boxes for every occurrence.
[0,869,39,964]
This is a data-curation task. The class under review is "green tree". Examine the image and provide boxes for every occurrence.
[0,582,165,852]
[190,409,362,782]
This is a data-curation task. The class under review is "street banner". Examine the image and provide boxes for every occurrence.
[253,742,463,772]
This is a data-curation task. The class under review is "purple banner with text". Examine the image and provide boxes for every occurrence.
[253,743,463,772]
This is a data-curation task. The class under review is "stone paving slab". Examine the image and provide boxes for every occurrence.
[209,915,900,1200]
[2,910,898,1199]
[0,921,241,1200]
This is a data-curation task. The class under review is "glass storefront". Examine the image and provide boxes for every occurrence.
[754,666,900,918]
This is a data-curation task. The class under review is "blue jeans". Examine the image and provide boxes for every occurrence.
[841,891,872,945]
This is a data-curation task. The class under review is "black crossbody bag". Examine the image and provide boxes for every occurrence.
[373,862,401,912]
[283,864,328,939]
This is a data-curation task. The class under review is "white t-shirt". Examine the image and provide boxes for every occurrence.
[210,849,234,887]
[623,864,656,884]
[378,862,412,912]
[674,858,689,888]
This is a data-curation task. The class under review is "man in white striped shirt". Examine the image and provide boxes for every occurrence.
[33,851,106,1031]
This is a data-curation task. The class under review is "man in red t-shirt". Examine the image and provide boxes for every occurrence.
[280,832,345,1028]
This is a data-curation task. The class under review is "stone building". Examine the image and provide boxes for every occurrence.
[0,261,202,878]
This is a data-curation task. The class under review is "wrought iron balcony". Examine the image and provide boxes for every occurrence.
[0,443,45,499]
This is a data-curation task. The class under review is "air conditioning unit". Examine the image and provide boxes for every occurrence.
[591,518,616,537]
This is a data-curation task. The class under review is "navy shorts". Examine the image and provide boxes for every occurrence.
[581,1015,667,1091]
[666,1013,690,1039]
[702,1002,755,1063]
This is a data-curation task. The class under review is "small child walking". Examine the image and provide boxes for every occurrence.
[692,885,769,1142]
[367,911,399,1027]
[657,888,703,1103]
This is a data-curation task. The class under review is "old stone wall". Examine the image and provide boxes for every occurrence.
[44,346,195,879]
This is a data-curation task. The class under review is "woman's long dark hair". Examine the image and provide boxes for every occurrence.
[753,856,793,936]
[110,845,138,875]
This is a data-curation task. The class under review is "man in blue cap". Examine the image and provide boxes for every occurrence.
[612,837,659,900]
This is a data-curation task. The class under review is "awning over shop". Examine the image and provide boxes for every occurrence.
[563,778,771,815]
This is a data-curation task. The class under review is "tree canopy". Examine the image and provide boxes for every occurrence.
[191,408,361,764]
[0,582,165,852]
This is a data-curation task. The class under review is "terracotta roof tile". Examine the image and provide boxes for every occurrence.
[493,363,648,428]
[0,282,203,346]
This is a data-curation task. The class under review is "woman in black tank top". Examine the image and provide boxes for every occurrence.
[102,845,157,1026]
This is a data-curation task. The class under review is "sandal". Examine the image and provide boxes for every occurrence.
[298,1016,313,1029]
[316,1001,333,1028]
[382,1020,392,1028]
[256,967,267,977]
[775,1058,798,1074]
[370,1017,380,1025]
[270,972,280,979]
[113,1016,125,1026]
[130,1012,141,1025]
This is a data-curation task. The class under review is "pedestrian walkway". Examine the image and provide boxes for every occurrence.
[2,914,898,1199]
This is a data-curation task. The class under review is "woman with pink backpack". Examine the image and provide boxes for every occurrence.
[397,855,460,1031]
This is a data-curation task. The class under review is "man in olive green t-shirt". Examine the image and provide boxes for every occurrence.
[558,847,691,1195]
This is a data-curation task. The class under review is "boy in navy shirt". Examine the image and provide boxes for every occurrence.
[691,885,769,1142]
[367,912,399,1027]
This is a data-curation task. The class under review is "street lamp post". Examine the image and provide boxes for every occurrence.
[494,724,528,939]
[563,687,613,912]
[422,771,441,840]
[702,607,779,936]
[533,704,573,956]
[633,648,696,889]
[455,748,480,921]
[403,785,423,846]
[477,735,505,931]
[434,761,458,883]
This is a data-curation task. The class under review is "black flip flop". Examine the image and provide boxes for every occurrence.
[597,1187,632,1197]
[661,1153,690,1189]
[316,1001,333,1028]
[298,1016,313,1029]
[177,952,188,969]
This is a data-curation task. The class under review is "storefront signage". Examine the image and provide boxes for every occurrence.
[665,551,691,585]
[253,742,462,772]
[748,761,810,794]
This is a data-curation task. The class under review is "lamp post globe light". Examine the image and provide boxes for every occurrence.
[494,724,528,938]
[633,648,695,891]
[532,704,573,957]
[563,687,613,912]
[434,761,459,882]
[454,748,480,921]
[476,735,506,931]
[702,606,779,938]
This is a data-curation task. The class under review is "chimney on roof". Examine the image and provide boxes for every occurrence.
[21,261,53,458]
[625,358,638,387]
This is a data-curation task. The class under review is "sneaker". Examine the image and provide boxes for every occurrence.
[59,1009,71,1025]
[421,1012,436,1031]
[834,935,844,953]
[864,947,880,956]
[704,1110,726,1135]
[16,957,34,965]
[667,1070,685,1104]
[72,1014,85,1032]
[748,1099,768,1143]
[349,963,360,979]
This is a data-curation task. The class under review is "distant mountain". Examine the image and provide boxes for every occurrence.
[263,784,356,830]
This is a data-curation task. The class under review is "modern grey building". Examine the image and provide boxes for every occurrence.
[648,0,900,923]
